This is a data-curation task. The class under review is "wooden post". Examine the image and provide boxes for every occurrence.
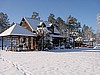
[35,37,37,50]
[28,37,31,50]
[31,37,33,50]
[1,36,4,50]
[10,36,13,51]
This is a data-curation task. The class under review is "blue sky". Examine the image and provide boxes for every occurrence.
[0,0,100,32]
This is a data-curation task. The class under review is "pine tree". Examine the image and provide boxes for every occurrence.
[0,12,10,32]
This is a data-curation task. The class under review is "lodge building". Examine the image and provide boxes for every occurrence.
[0,17,65,51]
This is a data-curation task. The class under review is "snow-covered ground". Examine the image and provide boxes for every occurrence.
[0,49,100,75]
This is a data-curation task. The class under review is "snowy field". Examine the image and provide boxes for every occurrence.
[0,49,100,75]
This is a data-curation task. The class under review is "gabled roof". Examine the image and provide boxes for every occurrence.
[0,23,36,37]
[23,17,60,33]
[24,17,40,31]
[24,17,52,28]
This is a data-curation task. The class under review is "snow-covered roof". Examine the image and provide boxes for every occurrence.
[24,17,40,31]
[50,34,64,38]
[43,21,52,27]
[0,23,36,37]
[43,21,59,33]
[75,37,83,41]
[24,17,59,33]
[37,27,50,35]
[24,17,52,28]
[39,22,44,26]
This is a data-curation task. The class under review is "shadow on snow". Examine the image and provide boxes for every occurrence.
[47,48,100,53]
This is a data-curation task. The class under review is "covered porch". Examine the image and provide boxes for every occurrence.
[0,24,37,51]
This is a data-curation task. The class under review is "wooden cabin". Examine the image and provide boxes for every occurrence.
[20,17,66,50]
[0,24,37,51]
[0,17,66,51]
